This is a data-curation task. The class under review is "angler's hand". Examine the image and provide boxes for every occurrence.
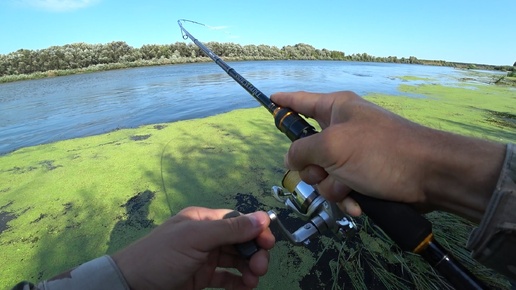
[112,207,275,290]
[271,91,505,222]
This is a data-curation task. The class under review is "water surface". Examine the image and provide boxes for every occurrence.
[0,61,468,154]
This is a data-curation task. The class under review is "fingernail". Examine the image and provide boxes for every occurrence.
[344,199,362,217]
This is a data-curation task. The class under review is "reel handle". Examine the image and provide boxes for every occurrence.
[224,211,260,259]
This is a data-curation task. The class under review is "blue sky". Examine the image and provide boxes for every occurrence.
[0,0,514,65]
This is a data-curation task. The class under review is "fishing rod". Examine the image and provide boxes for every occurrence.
[178,19,314,141]
[177,19,487,289]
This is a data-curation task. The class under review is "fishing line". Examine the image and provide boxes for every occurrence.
[160,20,229,217]
[179,19,205,32]
[160,138,175,215]
[179,19,236,42]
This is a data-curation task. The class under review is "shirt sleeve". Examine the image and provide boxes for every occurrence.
[12,256,130,290]
[467,143,516,280]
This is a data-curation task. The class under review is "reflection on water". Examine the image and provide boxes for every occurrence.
[0,61,469,154]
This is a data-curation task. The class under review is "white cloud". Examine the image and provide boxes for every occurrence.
[16,0,100,12]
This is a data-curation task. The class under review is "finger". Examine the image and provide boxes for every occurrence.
[315,175,352,202]
[271,91,323,117]
[255,227,275,250]
[271,91,333,127]
[337,196,362,216]
[218,256,260,289]
[238,259,260,288]
[216,251,250,277]
[213,250,269,287]
[177,206,239,221]
[297,168,360,216]
[284,129,336,171]
[248,249,270,276]
[298,164,328,185]
[217,247,270,277]
[178,207,269,229]
[217,249,269,276]
[190,211,271,251]
[216,226,274,258]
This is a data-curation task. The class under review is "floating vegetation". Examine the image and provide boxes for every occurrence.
[484,109,516,129]
[0,74,515,288]
[130,134,152,141]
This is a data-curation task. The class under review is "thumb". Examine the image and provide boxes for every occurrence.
[197,211,270,250]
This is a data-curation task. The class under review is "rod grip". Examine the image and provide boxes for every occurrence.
[349,192,432,252]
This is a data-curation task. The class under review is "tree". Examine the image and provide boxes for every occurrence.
[281,45,298,59]
[10,39,496,81]
[293,43,316,59]
[330,50,345,60]
[171,42,189,57]
[140,44,161,60]
[257,45,281,58]
[242,44,258,58]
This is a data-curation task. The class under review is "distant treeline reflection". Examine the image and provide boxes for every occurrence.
[0,41,513,83]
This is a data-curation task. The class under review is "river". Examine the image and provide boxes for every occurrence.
[0,61,474,155]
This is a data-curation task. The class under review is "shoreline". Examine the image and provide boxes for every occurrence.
[2,57,513,85]
[2,68,514,156]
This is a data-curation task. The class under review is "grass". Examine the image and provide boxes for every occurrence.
[0,74,515,289]
[0,58,205,83]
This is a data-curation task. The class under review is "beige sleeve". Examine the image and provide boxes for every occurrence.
[467,143,516,280]
[37,255,130,290]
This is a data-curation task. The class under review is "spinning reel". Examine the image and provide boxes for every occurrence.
[268,170,357,246]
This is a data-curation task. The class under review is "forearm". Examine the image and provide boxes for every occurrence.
[422,129,506,222]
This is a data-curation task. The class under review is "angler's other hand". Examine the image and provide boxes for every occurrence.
[271,91,505,222]
[112,206,275,290]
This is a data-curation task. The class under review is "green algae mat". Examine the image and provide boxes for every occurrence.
[1,76,515,289]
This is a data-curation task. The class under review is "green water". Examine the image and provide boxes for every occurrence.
[0,75,514,289]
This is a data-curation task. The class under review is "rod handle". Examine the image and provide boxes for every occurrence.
[224,210,260,259]
[349,192,433,252]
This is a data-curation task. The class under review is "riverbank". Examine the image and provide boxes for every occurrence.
[3,40,514,85]
[0,80,514,289]
[0,56,210,83]
[2,55,515,85]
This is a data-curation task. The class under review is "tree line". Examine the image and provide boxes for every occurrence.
[0,41,513,81]
[0,42,342,77]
